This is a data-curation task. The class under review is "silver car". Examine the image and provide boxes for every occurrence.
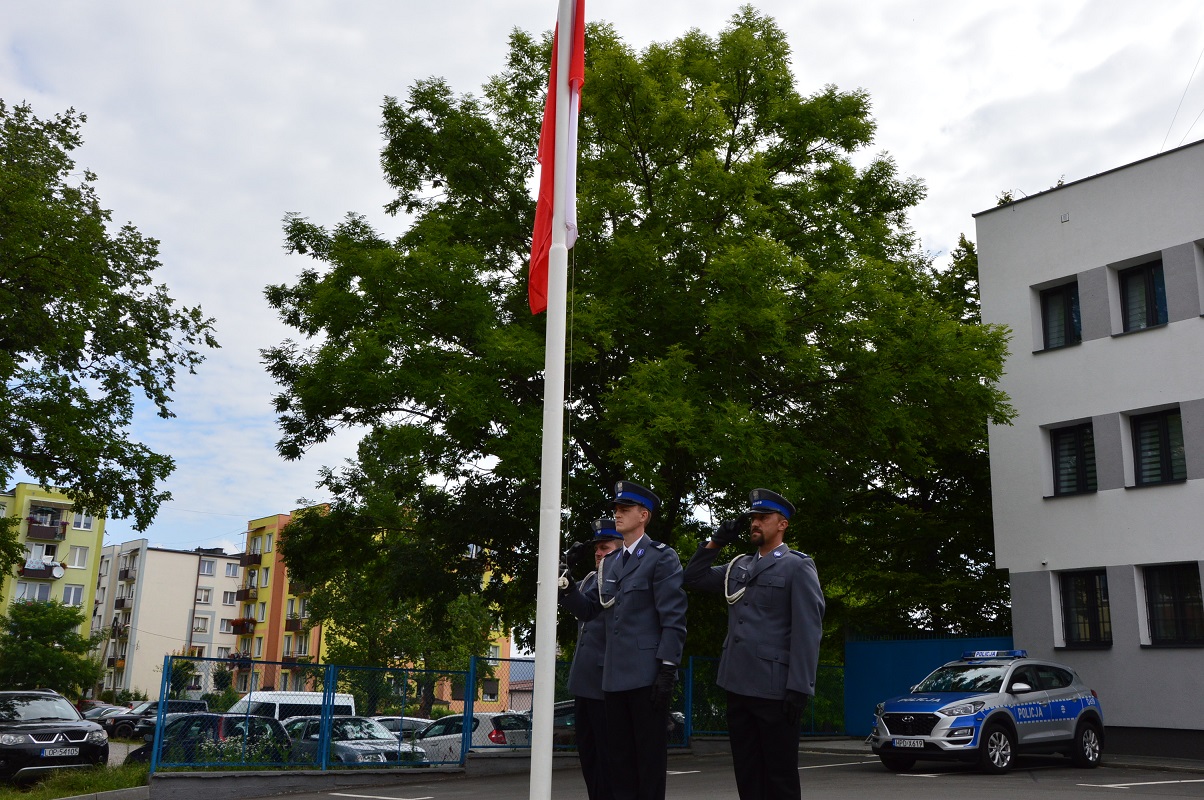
[869,649,1104,773]
[283,716,425,765]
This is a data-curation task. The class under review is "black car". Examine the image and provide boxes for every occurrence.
[104,699,208,740]
[125,713,291,766]
[0,690,109,783]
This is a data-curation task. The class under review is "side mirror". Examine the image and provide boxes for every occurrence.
[1010,682,1033,694]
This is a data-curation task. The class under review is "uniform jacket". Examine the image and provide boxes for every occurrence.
[561,534,688,692]
[683,542,825,700]
[563,570,607,700]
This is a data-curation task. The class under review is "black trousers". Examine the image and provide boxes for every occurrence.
[604,685,669,800]
[575,695,612,800]
[726,691,802,800]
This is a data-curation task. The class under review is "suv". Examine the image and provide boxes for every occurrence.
[870,650,1104,773]
[0,690,109,782]
[103,699,208,740]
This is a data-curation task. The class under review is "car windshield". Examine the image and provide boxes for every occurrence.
[913,664,1007,693]
[0,695,81,722]
[332,718,392,741]
[129,702,153,715]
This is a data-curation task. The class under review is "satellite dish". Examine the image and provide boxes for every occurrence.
[51,564,65,579]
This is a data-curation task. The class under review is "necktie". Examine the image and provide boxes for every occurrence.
[622,549,631,566]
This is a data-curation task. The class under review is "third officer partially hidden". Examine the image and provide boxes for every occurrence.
[683,489,825,800]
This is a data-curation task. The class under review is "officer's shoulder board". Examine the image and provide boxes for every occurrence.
[790,549,812,560]
[653,541,667,550]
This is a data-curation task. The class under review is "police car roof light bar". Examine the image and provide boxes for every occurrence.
[960,649,1027,660]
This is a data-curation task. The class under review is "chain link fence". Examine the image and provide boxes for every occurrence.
[145,654,842,772]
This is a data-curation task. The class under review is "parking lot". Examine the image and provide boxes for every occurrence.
[253,749,1204,800]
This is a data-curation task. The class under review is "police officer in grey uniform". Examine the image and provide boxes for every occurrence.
[683,489,825,800]
[560,519,624,800]
[561,481,688,800]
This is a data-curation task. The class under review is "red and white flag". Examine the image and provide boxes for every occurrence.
[528,0,585,315]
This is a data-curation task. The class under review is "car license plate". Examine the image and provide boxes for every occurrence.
[893,738,923,749]
[42,747,80,757]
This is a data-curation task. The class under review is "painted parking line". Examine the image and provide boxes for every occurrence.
[329,793,434,800]
[799,760,880,771]
[668,770,702,775]
[1077,778,1204,789]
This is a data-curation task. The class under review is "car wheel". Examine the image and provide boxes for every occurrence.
[878,754,916,772]
[978,723,1016,774]
[114,722,135,740]
[1071,720,1102,768]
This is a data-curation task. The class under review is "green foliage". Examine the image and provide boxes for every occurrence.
[0,764,147,800]
[201,685,240,713]
[99,687,147,705]
[169,656,196,698]
[265,9,1013,653]
[212,663,234,692]
[0,100,218,534]
[0,600,104,696]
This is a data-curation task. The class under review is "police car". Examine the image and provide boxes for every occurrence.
[869,650,1104,774]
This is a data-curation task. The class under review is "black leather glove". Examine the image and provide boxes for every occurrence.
[557,560,575,592]
[650,664,678,709]
[565,541,590,572]
[711,512,752,546]
[783,690,808,721]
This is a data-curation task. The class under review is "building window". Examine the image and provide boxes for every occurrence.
[1119,261,1167,331]
[99,558,110,577]
[72,511,94,530]
[295,635,309,656]
[68,546,88,568]
[1060,570,1111,646]
[222,591,237,606]
[217,646,231,659]
[237,673,249,693]
[481,679,500,702]
[262,567,270,587]
[266,533,274,552]
[1050,423,1096,495]
[1040,282,1081,349]
[193,616,209,633]
[257,602,266,622]
[1144,563,1204,645]
[281,672,290,691]
[196,588,212,604]
[62,584,85,607]
[199,559,215,576]
[283,634,293,656]
[254,637,264,657]
[220,619,234,634]
[226,562,239,578]
[1131,409,1186,485]
[15,582,51,602]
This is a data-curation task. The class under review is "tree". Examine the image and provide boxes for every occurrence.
[0,600,103,696]
[0,101,218,554]
[265,8,1012,654]
[168,654,197,698]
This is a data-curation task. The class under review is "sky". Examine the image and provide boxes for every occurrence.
[4,1,1204,555]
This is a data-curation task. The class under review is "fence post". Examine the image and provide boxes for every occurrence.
[460,656,477,765]
[318,663,337,771]
[149,654,173,775]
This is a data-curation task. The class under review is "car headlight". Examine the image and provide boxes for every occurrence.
[0,733,27,745]
[941,701,986,717]
[87,730,109,745]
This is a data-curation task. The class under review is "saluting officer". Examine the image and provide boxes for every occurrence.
[561,481,687,800]
[559,518,624,800]
[683,489,825,800]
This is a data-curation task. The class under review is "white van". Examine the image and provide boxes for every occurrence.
[227,691,355,721]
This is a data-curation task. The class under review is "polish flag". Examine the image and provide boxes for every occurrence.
[528,0,585,315]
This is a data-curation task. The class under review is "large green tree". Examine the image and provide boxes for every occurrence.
[265,8,1012,654]
[0,600,103,696]
[0,101,218,565]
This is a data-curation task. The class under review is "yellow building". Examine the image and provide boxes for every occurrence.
[0,483,105,630]
[230,512,326,693]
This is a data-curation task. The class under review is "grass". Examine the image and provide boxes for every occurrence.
[0,764,148,800]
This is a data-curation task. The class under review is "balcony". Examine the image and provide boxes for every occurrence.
[231,619,256,635]
[25,520,67,541]
[285,616,303,632]
[114,597,129,610]
[18,563,61,580]
[227,653,253,669]
[235,586,258,602]
[110,623,129,639]
[289,579,310,595]
[118,567,137,582]
[106,657,127,669]
[239,552,262,567]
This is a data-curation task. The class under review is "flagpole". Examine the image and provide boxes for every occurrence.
[530,0,575,798]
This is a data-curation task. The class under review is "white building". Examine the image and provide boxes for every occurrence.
[94,541,243,699]
[976,141,1204,757]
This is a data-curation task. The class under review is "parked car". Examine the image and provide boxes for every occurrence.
[0,690,108,783]
[226,690,355,721]
[414,712,531,763]
[869,649,1104,774]
[104,699,208,740]
[283,716,426,765]
[526,700,685,748]
[371,716,432,742]
[125,713,291,765]
[82,705,125,721]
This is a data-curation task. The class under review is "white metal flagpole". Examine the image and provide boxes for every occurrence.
[529,1,576,798]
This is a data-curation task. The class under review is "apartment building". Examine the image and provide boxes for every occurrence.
[94,541,242,699]
[975,140,1204,757]
[1,483,104,627]
[230,513,324,694]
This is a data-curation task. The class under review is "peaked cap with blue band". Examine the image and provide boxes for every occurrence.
[613,481,659,512]
[590,518,622,541]
[745,488,795,519]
